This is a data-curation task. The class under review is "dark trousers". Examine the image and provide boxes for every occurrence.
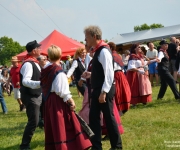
[76,81,86,96]
[158,69,180,99]
[89,85,122,150]
[20,93,42,149]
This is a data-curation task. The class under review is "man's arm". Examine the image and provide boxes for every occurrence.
[20,62,40,89]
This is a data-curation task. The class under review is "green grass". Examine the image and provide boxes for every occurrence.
[0,86,180,150]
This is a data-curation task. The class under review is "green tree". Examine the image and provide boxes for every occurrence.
[0,36,25,65]
[134,23,164,32]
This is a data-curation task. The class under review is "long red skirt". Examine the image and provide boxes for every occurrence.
[114,71,131,112]
[44,92,92,150]
[101,100,124,135]
[126,71,152,105]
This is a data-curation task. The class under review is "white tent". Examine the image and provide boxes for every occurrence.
[110,24,180,46]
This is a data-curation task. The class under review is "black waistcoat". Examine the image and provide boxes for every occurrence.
[91,46,113,89]
[20,61,42,96]
[158,52,169,71]
[74,59,85,81]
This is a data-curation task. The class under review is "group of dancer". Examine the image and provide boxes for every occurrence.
[18,25,180,150]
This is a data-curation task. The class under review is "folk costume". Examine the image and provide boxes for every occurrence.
[157,47,180,99]
[126,54,152,105]
[41,63,91,150]
[67,57,86,96]
[89,40,122,150]
[19,54,42,150]
[112,50,131,114]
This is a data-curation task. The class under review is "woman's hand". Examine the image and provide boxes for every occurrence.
[67,98,76,111]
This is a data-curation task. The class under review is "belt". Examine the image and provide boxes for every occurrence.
[115,70,122,73]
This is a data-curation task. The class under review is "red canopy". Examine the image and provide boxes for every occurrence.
[16,30,84,61]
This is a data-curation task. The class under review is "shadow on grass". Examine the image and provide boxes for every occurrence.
[130,98,179,109]
[0,139,44,150]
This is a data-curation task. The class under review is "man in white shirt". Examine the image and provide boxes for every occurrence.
[19,40,42,150]
[84,25,122,150]
[146,42,159,86]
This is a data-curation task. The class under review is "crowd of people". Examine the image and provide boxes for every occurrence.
[1,25,180,150]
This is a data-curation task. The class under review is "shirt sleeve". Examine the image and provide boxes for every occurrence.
[157,51,164,62]
[20,62,41,89]
[66,60,78,78]
[98,48,114,93]
[127,60,136,70]
[85,53,92,70]
[51,72,72,102]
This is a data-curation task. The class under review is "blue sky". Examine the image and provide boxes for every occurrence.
[0,0,180,46]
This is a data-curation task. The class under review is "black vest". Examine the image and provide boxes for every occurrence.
[91,46,113,89]
[74,59,85,81]
[158,52,169,71]
[20,61,42,96]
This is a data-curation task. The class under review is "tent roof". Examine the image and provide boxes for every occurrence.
[16,30,84,60]
[110,24,180,45]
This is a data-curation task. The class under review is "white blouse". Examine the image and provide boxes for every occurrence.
[44,63,72,102]
[127,59,148,70]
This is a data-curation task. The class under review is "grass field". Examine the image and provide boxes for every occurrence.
[0,86,180,150]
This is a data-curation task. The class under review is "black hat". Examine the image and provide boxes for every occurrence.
[159,40,168,45]
[26,40,41,52]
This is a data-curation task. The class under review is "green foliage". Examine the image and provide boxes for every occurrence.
[134,23,164,32]
[1,86,180,149]
[104,39,108,43]
[80,41,84,44]
[0,36,25,65]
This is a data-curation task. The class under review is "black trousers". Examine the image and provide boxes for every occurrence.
[20,93,42,149]
[76,81,86,96]
[89,85,122,150]
[158,69,180,99]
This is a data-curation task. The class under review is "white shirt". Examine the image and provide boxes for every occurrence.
[98,48,114,93]
[114,62,123,71]
[44,63,72,102]
[85,53,92,70]
[122,54,129,66]
[66,57,85,78]
[20,62,41,89]
[157,51,164,62]
[127,59,148,70]
[146,49,158,59]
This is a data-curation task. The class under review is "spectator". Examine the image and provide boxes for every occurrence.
[122,50,130,73]
[8,56,25,111]
[1,69,13,96]
[146,42,159,86]
[65,55,73,71]
[0,78,7,114]
[167,37,178,82]
[37,55,48,68]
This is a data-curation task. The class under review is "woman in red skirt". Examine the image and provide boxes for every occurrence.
[108,42,131,115]
[126,43,158,106]
[40,45,91,150]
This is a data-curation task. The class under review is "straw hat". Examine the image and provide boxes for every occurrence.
[11,56,20,62]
